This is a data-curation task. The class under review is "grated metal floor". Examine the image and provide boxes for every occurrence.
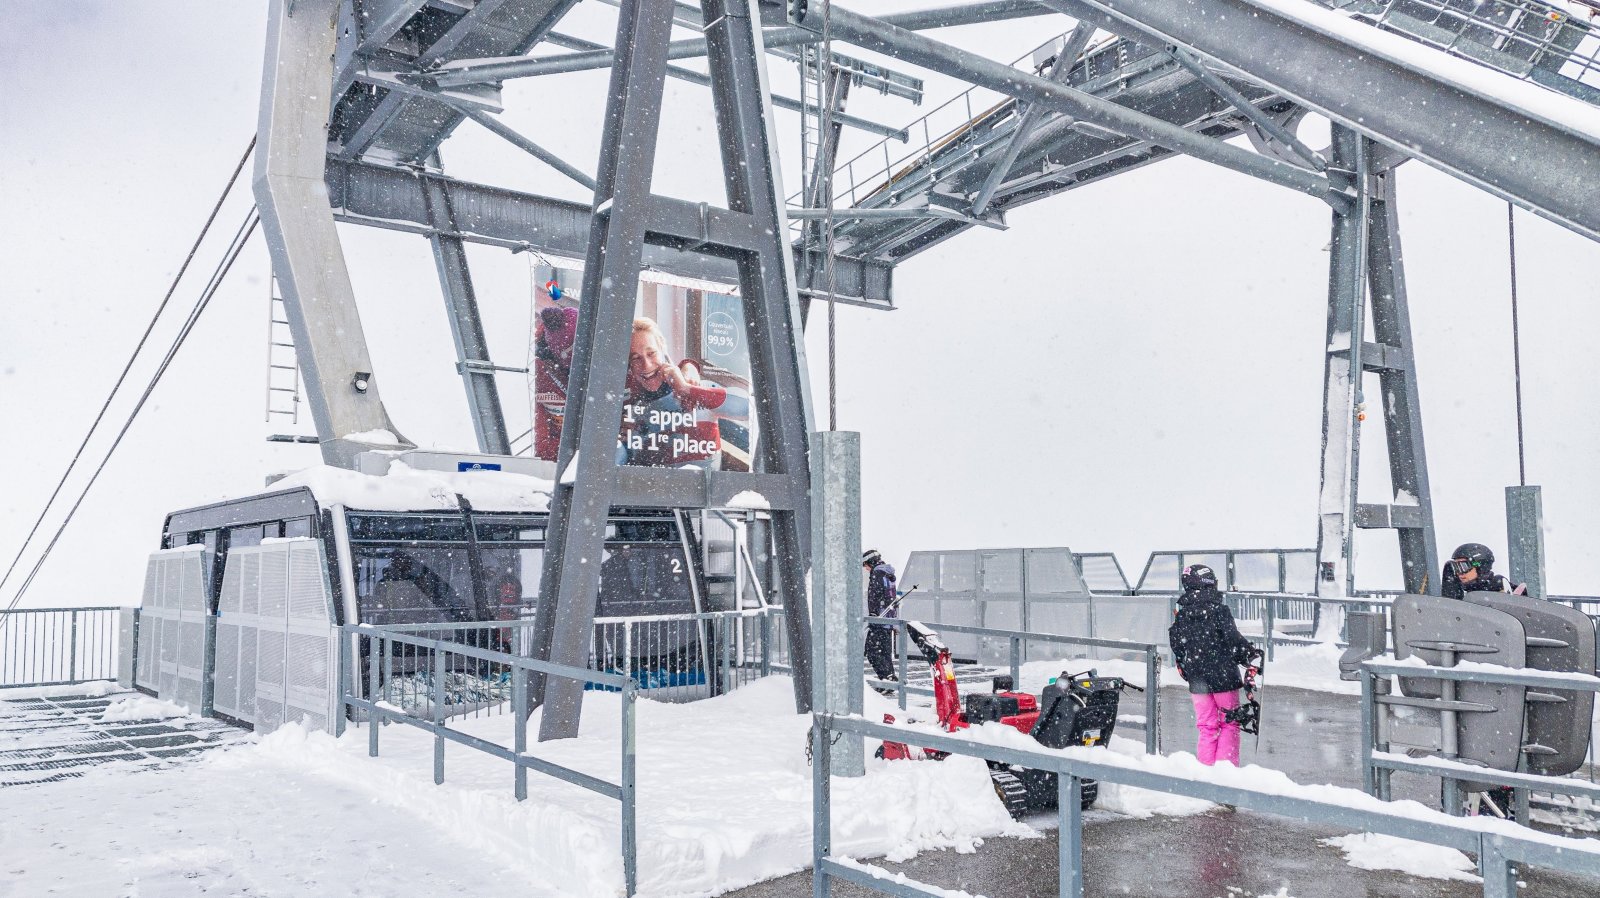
[0,689,250,787]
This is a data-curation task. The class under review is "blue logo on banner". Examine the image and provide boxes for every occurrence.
[458,462,502,472]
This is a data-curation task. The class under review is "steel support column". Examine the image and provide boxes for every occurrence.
[1315,126,1370,597]
[533,0,815,740]
[420,173,512,456]
[1366,171,1437,593]
[255,0,412,468]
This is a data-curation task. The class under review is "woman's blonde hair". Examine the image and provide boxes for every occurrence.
[632,317,668,354]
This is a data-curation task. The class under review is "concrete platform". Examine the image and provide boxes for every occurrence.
[730,685,1600,898]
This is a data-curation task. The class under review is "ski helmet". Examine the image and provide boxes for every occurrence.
[1450,543,1494,576]
[862,548,883,568]
[1181,564,1218,590]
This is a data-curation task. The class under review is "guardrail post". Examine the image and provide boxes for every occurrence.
[432,648,446,785]
[811,717,833,898]
[513,661,529,801]
[896,621,908,712]
[1009,635,1020,695]
[69,610,79,683]
[622,678,638,897]
[368,635,381,757]
[1360,667,1377,796]
[1479,834,1517,898]
[1144,650,1160,755]
[1058,773,1084,898]
[335,626,348,738]
[1264,597,1276,663]
[759,611,772,678]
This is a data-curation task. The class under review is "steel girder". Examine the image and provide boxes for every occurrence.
[419,173,512,456]
[256,0,413,468]
[324,158,896,307]
[817,5,1347,207]
[1046,0,1600,241]
[1315,127,1437,596]
[531,0,816,739]
[424,0,1053,86]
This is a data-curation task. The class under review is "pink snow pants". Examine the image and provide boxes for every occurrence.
[1190,690,1242,766]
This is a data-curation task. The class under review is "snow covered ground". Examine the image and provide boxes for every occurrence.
[4,643,1598,896]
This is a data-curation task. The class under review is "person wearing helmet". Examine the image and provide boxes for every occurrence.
[1168,564,1260,766]
[1441,543,1528,599]
[862,548,899,690]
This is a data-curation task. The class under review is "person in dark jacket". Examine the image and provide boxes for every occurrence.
[1168,564,1259,766]
[862,549,899,689]
[1441,542,1528,600]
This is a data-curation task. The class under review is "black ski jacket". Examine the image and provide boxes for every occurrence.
[1168,586,1256,695]
[866,561,898,627]
[1441,565,1524,600]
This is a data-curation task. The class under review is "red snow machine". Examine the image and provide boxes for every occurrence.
[876,621,1132,817]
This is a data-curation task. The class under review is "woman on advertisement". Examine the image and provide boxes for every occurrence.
[618,317,749,469]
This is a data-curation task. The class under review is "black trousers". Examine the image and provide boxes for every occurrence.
[865,625,897,683]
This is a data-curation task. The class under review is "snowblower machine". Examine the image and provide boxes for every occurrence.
[877,621,1134,818]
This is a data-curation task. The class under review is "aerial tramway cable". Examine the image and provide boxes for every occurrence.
[0,207,261,620]
[820,0,840,432]
[0,137,256,602]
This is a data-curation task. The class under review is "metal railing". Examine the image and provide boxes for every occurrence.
[339,626,640,896]
[1357,657,1600,819]
[1323,0,1600,102]
[866,616,1163,755]
[0,607,124,688]
[1222,592,1396,660]
[811,710,1600,898]
[362,608,774,719]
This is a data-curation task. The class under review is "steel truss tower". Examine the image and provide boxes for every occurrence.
[254,0,1600,735]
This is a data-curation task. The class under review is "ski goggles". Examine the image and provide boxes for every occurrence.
[1450,558,1487,576]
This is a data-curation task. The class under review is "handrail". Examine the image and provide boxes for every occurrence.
[339,625,638,895]
[0,606,126,689]
[812,711,1600,898]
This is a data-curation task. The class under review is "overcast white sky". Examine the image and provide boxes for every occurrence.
[2,1,1598,608]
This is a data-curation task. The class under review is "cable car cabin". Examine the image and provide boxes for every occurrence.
[131,462,774,730]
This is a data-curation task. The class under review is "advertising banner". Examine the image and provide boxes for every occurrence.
[532,266,755,472]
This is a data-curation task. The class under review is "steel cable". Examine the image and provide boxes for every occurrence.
[0,136,256,599]
[1,208,261,620]
[1507,202,1527,487]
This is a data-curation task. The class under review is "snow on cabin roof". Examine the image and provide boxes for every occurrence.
[270,461,553,514]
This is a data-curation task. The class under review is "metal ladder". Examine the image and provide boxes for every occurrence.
[264,277,302,424]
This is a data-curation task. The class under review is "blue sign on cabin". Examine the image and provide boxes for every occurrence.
[458,462,502,472]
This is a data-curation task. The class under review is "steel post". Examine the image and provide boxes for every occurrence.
[812,719,833,898]
[1367,172,1438,593]
[1506,486,1546,599]
[254,0,412,467]
[368,636,380,757]
[421,175,511,455]
[622,682,638,897]
[533,0,680,739]
[1360,669,1377,796]
[1144,651,1159,755]
[1315,126,1370,597]
[432,648,445,784]
[897,622,909,712]
[810,431,865,777]
[1059,775,1084,897]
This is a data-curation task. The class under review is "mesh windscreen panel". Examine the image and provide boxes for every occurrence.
[214,621,241,718]
[1075,555,1128,592]
[259,551,288,618]
[1024,550,1086,595]
[241,552,260,616]
[287,542,331,623]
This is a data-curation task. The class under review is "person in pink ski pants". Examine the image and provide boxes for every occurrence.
[1167,564,1258,766]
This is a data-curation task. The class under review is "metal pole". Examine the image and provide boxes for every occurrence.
[1265,597,1276,663]
[1505,486,1546,599]
[433,648,446,784]
[1144,650,1159,755]
[368,635,380,757]
[513,663,528,801]
[811,719,833,898]
[1058,774,1084,897]
[1009,635,1020,694]
[897,621,909,712]
[335,627,349,738]
[810,431,865,777]
[1360,668,1376,796]
[622,680,638,897]
[68,610,78,683]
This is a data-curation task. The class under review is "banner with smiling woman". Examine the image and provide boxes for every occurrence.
[531,266,756,472]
